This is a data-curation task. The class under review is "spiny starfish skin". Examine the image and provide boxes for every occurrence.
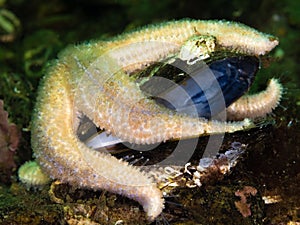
[227,78,283,120]
[31,20,281,220]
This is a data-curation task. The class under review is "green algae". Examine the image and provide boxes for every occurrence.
[0,184,64,224]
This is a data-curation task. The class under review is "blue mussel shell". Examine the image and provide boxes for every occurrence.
[151,56,259,118]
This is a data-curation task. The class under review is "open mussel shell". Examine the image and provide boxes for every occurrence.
[137,54,259,119]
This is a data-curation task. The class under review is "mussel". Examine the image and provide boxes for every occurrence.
[140,55,259,119]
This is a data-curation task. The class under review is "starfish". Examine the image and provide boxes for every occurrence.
[31,20,282,220]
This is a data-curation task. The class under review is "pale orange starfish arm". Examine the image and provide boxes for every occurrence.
[31,19,280,220]
[227,78,283,120]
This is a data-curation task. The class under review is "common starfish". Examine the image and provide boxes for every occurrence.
[30,20,282,220]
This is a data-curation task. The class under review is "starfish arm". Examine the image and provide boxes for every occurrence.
[226,78,283,120]
[32,68,164,220]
